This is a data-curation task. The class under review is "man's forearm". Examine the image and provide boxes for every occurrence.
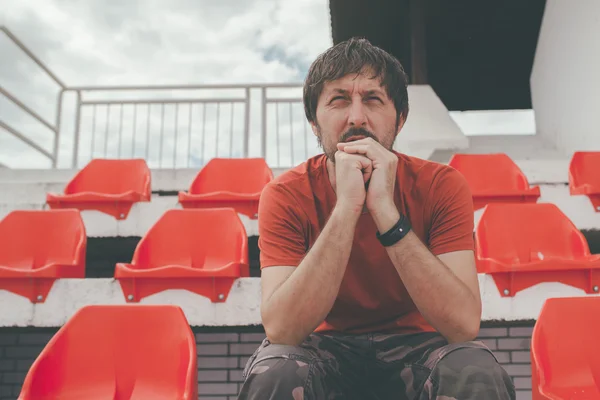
[387,232,481,342]
[372,208,481,343]
[262,206,360,345]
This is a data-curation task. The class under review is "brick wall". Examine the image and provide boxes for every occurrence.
[0,324,534,400]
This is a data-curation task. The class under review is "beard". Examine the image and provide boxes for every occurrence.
[316,125,393,162]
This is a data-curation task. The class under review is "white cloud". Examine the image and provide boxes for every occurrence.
[0,0,332,168]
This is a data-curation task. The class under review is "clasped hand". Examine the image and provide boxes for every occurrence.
[334,137,398,217]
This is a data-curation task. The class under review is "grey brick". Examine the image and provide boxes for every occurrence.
[198,397,228,400]
[16,359,35,372]
[503,364,531,377]
[492,351,510,364]
[479,338,497,350]
[514,377,532,390]
[240,333,266,343]
[196,333,240,343]
[198,356,238,369]
[198,382,239,395]
[229,369,244,382]
[198,344,228,356]
[0,386,13,397]
[516,390,532,400]
[511,351,531,364]
[18,333,55,345]
[229,343,259,356]
[0,334,17,346]
[2,372,26,384]
[0,360,14,372]
[509,327,534,337]
[198,370,228,382]
[477,328,508,338]
[498,338,530,351]
[4,346,44,359]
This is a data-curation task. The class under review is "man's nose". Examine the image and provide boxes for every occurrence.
[348,101,367,127]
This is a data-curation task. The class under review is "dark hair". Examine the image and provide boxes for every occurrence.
[303,37,409,127]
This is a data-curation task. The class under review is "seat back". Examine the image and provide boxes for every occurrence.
[64,159,150,195]
[0,210,86,271]
[133,209,248,270]
[189,158,272,194]
[532,297,600,398]
[449,153,531,192]
[569,151,600,190]
[475,203,590,264]
[19,305,197,400]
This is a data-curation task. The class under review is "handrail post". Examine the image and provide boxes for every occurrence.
[72,91,82,168]
[243,87,250,158]
[261,87,267,160]
[52,89,65,168]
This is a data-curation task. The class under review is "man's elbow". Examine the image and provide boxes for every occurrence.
[261,309,305,346]
[263,323,304,346]
[447,311,481,343]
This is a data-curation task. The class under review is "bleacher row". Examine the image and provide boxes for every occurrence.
[3,152,600,399]
[1,152,600,304]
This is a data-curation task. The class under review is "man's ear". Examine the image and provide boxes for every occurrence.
[396,114,406,134]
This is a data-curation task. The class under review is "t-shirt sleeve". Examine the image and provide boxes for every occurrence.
[426,166,475,255]
[257,182,307,268]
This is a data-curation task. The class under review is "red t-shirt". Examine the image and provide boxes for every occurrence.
[258,151,474,334]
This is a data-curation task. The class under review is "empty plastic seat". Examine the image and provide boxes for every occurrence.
[115,208,249,302]
[448,153,541,210]
[46,158,151,220]
[17,305,198,400]
[178,158,273,219]
[0,210,86,303]
[531,297,600,399]
[475,203,600,296]
[569,151,600,212]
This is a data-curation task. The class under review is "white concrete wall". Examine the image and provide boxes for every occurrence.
[531,0,600,155]
[1,276,598,327]
[393,85,469,159]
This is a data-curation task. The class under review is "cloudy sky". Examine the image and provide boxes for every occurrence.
[0,0,535,169]
[1,0,333,168]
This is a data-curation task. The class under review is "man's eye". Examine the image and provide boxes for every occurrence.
[367,96,382,102]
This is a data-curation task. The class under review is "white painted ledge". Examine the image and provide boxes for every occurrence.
[2,183,599,238]
[1,275,597,328]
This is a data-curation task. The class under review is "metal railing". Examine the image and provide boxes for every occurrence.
[0,26,321,169]
[0,26,67,168]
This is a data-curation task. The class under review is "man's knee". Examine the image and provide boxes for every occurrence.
[238,356,312,399]
[429,346,515,400]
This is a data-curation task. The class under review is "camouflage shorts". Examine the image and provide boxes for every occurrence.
[237,331,515,400]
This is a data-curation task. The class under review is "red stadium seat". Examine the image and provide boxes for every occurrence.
[46,159,151,220]
[17,305,198,400]
[475,203,600,296]
[178,158,273,219]
[115,208,249,302]
[531,297,600,399]
[448,153,540,210]
[569,151,600,212]
[0,210,86,303]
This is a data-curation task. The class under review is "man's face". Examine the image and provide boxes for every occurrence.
[311,69,400,161]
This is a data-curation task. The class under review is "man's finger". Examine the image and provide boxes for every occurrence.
[338,142,385,161]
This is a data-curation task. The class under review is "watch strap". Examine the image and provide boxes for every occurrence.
[376,214,411,246]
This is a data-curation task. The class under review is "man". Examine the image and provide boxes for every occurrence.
[238,38,514,399]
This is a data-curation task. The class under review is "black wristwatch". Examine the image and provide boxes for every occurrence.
[376,214,412,246]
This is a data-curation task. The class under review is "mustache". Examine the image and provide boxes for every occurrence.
[339,127,379,143]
